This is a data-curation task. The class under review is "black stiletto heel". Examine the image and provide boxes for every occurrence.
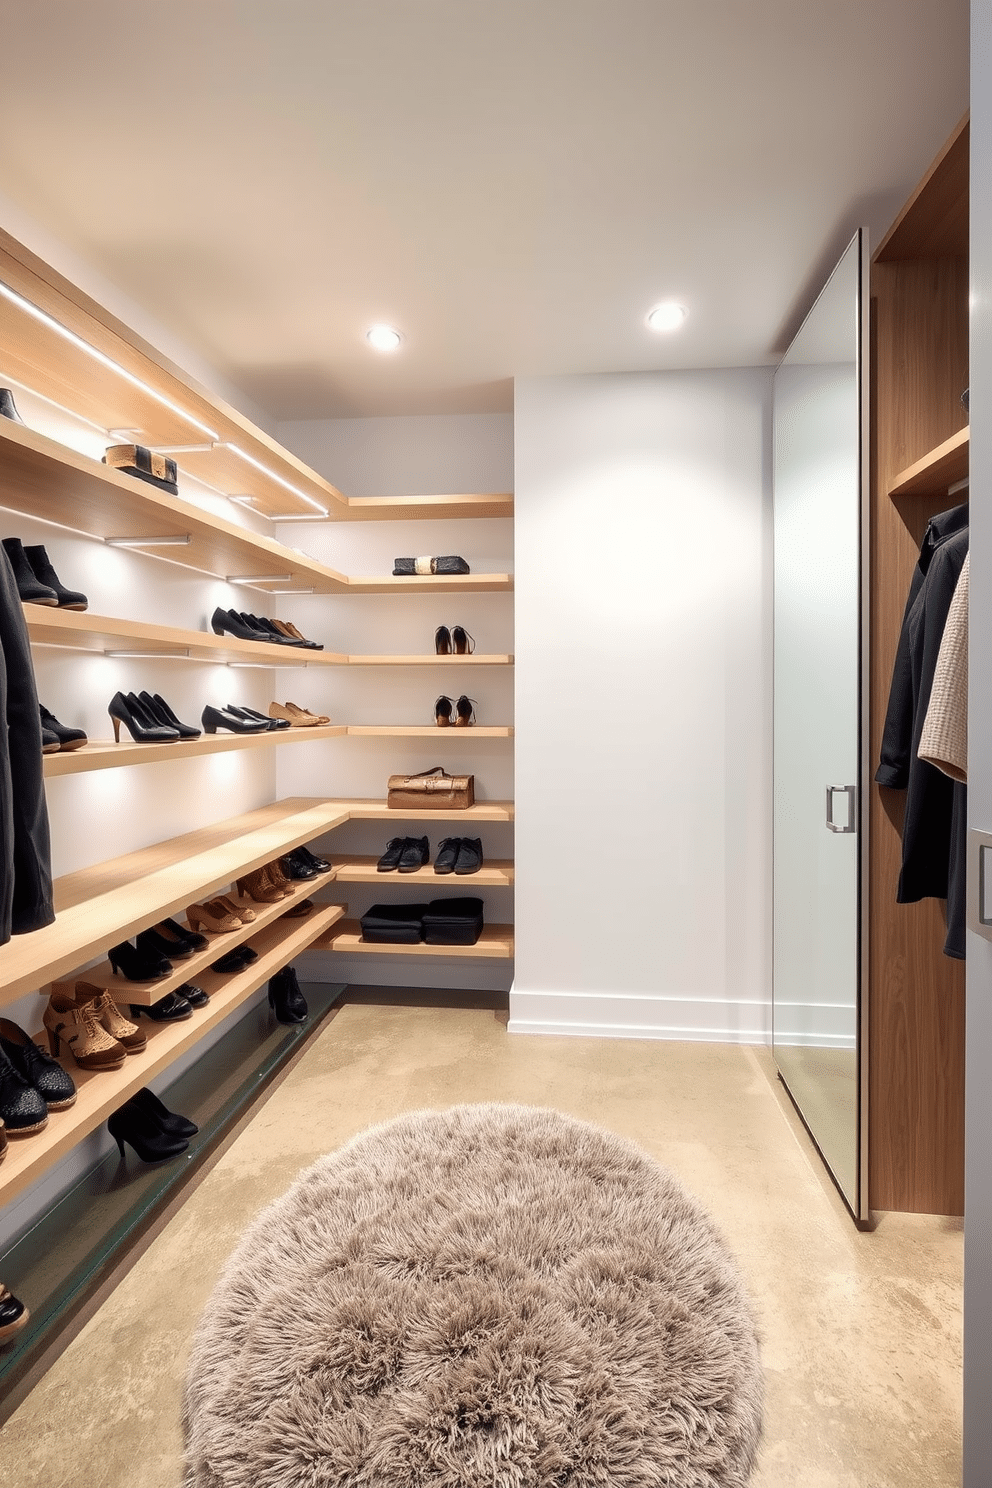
[108,692,179,744]
[435,625,452,655]
[139,692,201,739]
[435,695,454,727]
[108,939,171,981]
[452,627,475,655]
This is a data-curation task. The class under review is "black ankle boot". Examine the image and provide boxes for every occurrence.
[23,545,87,610]
[268,966,308,1024]
[1,538,58,605]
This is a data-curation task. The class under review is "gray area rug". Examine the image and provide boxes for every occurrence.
[184,1104,763,1486]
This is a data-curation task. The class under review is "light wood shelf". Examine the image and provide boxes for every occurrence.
[0,226,513,523]
[0,904,344,1206]
[887,426,969,499]
[321,919,514,959]
[43,725,348,777]
[24,604,348,666]
[0,419,512,595]
[334,856,513,887]
[0,798,352,1005]
[333,798,514,823]
[346,724,513,738]
[347,653,513,666]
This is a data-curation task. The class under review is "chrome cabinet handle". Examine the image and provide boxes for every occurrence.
[825,784,857,833]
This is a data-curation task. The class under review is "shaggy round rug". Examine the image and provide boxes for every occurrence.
[184,1104,762,1488]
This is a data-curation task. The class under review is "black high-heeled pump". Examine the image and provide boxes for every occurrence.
[121,1085,198,1138]
[435,625,452,655]
[225,704,281,732]
[139,692,201,740]
[452,626,475,655]
[435,695,455,727]
[108,692,179,744]
[136,926,194,961]
[201,704,270,735]
[108,939,172,980]
[455,695,477,726]
[210,607,282,643]
[154,916,208,953]
[107,1103,189,1162]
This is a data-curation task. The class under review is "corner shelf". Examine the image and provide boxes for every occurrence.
[336,798,514,823]
[334,856,514,887]
[321,919,514,959]
[0,904,344,1207]
[347,724,513,738]
[887,426,969,499]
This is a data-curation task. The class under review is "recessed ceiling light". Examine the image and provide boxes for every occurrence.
[646,302,687,333]
[367,324,402,352]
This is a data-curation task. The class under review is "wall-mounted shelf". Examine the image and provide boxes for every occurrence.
[347,653,514,666]
[335,798,514,823]
[321,920,514,959]
[24,604,348,666]
[341,493,512,521]
[0,904,344,1207]
[0,419,512,595]
[334,856,514,887]
[887,426,969,499]
[43,725,348,776]
[346,724,513,738]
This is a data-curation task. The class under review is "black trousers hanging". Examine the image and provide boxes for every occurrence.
[0,545,54,942]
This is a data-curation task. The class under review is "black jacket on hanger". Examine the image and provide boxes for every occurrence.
[0,545,54,942]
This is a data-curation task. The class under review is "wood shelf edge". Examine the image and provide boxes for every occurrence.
[318,919,514,958]
[25,604,347,666]
[333,857,514,887]
[887,426,970,499]
[43,725,349,776]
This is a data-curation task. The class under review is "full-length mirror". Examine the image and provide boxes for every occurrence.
[773,230,866,1217]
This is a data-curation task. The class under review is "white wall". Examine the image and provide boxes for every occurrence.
[965,6,992,1479]
[275,412,515,991]
[511,370,773,1041]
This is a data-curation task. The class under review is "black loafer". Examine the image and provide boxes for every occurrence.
[455,838,484,875]
[211,947,258,974]
[398,836,430,873]
[434,837,461,875]
[176,982,209,1009]
[130,992,193,1022]
[0,1019,76,1110]
[296,845,332,873]
[377,837,407,872]
[280,851,318,880]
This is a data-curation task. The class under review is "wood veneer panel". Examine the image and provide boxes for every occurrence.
[324,920,514,958]
[0,905,344,1205]
[888,427,969,499]
[868,250,969,1215]
[876,115,969,262]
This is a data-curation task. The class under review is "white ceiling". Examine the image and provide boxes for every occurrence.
[0,1,970,420]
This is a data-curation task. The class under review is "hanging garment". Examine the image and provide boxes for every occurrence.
[0,545,55,943]
[919,551,968,783]
[875,501,969,789]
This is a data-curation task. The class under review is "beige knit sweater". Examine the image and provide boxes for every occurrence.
[919,550,968,782]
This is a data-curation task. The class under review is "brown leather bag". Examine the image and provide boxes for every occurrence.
[387,766,474,810]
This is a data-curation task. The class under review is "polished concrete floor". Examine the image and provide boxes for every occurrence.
[0,999,963,1487]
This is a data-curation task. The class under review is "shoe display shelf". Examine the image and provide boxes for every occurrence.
[0,418,513,595]
[319,922,514,959]
[42,725,349,777]
[333,856,514,887]
[0,224,512,524]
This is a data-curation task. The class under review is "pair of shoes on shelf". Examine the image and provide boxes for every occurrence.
[435,694,476,726]
[108,938,171,981]
[221,704,290,733]
[40,704,86,755]
[201,704,270,735]
[129,985,205,1021]
[237,860,297,903]
[1,537,87,609]
[108,1086,197,1163]
[44,984,145,1068]
[108,691,200,744]
[293,844,332,873]
[210,608,322,649]
[434,837,484,875]
[0,1282,29,1344]
[435,625,475,655]
[268,700,329,727]
[378,836,430,873]
[211,945,258,974]
[186,895,256,934]
[0,1019,78,1135]
[268,965,308,1024]
[145,916,208,956]
[279,848,328,881]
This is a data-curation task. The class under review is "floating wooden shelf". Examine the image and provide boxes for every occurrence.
[346,724,513,738]
[24,604,348,666]
[321,919,514,959]
[0,798,352,1005]
[347,653,514,666]
[0,904,344,1206]
[887,426,969,499]
[0,420,513,595]
[333,856,514,887]
[0,226,513,523]
[333,798,514,823]
[43,725,348,776]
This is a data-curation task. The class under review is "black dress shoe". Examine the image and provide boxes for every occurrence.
[2,537,58,605]
[176,981,209,1009]
[24,545,87,610]
[121,1086,198,1137]
[268,966,308,1024]
[296,844,332,873]
[201,704,270,735]
[154,916,208,953]
[39,705,87,752]
[107,1104,188,1162]
[455,838,484,874]
[210,607,277,642]
[280,850,318,880]
[109,939,172,981]
[0,1283,29,1343]
[398,836,430,873]
[108,692,179,744]
[41,725,60,755]
[137,927,194,961]
[0,1047,48,1134]
[434,837,461,875]
[226,704,281,732]
[211,946,258,973]
[130,991,192,1022]
[377,837,407,872]
[0,1019,76,1111]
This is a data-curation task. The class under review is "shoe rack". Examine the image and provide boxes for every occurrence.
[0,224,515,1214]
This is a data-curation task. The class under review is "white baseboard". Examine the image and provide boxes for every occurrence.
[508,988,772,1044]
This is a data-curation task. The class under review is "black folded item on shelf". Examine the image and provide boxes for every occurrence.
[359,902,430,944]
[423,897,484,946]
[103,443,179,495]
[392,555,470,576]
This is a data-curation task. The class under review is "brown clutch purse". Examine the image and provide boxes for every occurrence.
[387,766,474,810]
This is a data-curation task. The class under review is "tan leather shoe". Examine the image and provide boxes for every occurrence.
[236,866,287,903]
[186,899,242,933]
[286,701,331,724]
[215,893,256,923]
[75,983,147,1054]
[44,988,127,1070]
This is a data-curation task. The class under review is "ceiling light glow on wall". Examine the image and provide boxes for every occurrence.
[646,302,687,333]
[366,324,402,352]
